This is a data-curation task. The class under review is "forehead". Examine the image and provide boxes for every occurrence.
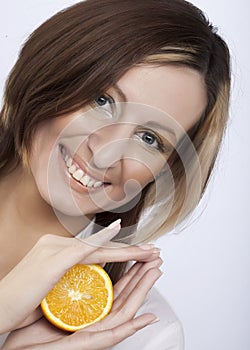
[115,64,207,139]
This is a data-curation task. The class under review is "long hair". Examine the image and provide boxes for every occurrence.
[0,0,231,283]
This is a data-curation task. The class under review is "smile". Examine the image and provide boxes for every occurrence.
[59,145,107,189]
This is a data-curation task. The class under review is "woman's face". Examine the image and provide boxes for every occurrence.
[29,64,207,218]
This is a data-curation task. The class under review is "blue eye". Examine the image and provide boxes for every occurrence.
[93,94,115,119]
[136,131,162,151]
[141,132,157,145]
[95,95,109,106]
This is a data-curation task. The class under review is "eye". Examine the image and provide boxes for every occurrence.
[134,129,173,155]
[141,132,157,146]
[93,94,115,119]
[135,131,163,151]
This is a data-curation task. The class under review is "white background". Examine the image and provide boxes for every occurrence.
[0,1,249,350]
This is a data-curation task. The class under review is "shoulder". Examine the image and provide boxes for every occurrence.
[110,287,184,350]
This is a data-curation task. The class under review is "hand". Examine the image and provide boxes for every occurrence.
[2,258,163,349]
[0,220,160,334]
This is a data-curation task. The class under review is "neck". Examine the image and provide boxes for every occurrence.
[0,165,95,279]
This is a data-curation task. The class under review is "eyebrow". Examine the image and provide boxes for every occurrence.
[113,84,177,140]
[113,83,128,102]
[145,121,177,141]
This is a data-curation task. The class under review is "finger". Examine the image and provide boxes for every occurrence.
[113,257,163,302]
[2,318,66,350]
[112,258,163,311]
[104,242,161,263]
[115,268,162,320]
[26,219,123,271]
[78,246,160,265]
[0,220,122,333]
[82,219,122,247]
[70,313,158,350]
[29,219,123,287]
[101,241,152,249]
[52,219,123,267]
[15,307,43,329]
[89,268,162,332]
[38,219,130,293]
[113,262,143,299]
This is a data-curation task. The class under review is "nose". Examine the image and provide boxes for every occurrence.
[87,123,134,169]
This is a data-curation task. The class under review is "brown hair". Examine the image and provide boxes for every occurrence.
[0,0,230,283]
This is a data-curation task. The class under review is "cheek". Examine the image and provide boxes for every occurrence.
[124,158,165,185]
[28,128,60,198]
[29,118,66,172]
[120,162,161,198]
[29,146,52,202]
[30,140,53,177]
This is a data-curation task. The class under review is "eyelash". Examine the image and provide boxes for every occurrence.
[93,94,115,119]
[134,130,166,153]
[93,94,171,154]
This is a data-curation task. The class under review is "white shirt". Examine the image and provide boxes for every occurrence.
[78,222,184,349]
[109,287,184,350]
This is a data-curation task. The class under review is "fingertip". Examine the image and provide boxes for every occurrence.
[139,244,155,250]
[134,313,160,329]
[108,218,121,230]
[149,317,160,325]
[85,219,122,248]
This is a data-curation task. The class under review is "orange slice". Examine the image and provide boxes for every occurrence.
[41,264,113,332]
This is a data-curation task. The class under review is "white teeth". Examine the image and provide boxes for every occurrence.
[72,169,84,181]
[87,180,95,188]
[69,165,76,174]
[66,158,73,167]
[60,145,66,158]
[61,147,105,188]
[80,175,90,186]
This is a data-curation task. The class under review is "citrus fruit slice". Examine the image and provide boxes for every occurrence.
[41,264,113,332]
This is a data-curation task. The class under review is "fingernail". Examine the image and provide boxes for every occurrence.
[139,244,155,250]
[108,219,121,230]
[149,317,160,325]
[153,248,161,254]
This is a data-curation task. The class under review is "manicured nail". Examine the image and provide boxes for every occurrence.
[153,248,161,254]
[139,244,155,250]
[149,317,160,325]
[108,219,121,230]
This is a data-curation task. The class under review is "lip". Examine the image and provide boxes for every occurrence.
[74,154,111,185]
[60,144,111,184]
[69,170,99,194]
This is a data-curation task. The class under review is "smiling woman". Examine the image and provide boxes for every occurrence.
[29,64,206,225]
[0,0,230,349]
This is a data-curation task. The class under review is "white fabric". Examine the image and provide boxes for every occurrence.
[0,335,8,348]
[0,222,184,349]
[77,222,185,349]
[109,287,184,350]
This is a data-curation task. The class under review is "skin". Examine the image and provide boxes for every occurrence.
[28,64,206,218]
[0,64,207,349]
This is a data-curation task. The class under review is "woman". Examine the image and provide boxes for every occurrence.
[0,0,230,348]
